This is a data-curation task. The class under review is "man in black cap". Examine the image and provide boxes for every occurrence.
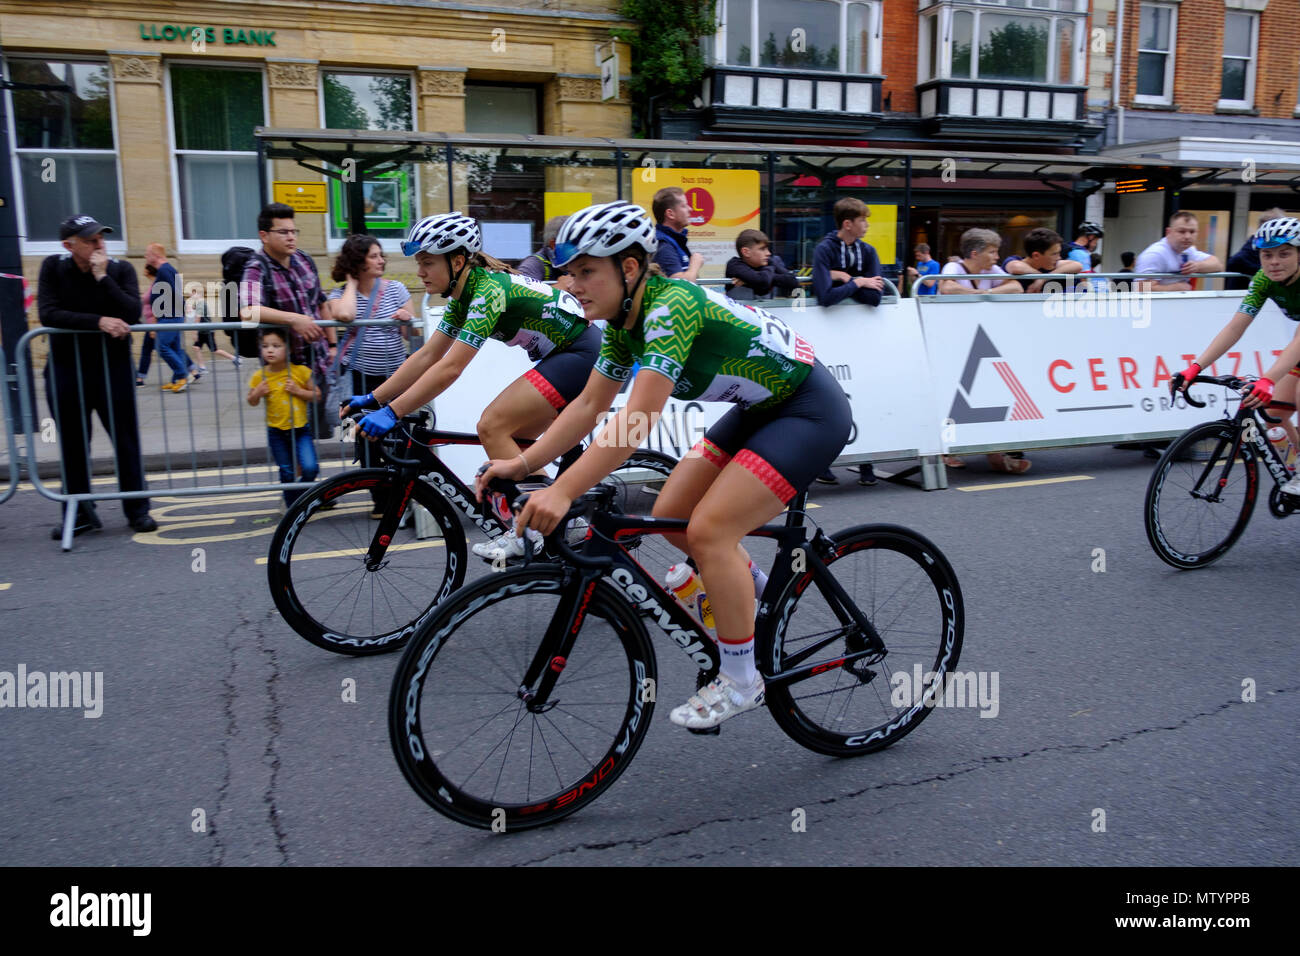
[37,215,157,538]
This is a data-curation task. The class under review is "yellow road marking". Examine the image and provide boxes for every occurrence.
[254,539,445,565]
[0,583,11,591]
[957,475,1095,492]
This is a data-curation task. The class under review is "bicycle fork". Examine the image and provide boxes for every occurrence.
[516,569,603,713]
[365,474,418,569]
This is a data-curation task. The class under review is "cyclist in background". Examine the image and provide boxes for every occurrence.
[1173,216,1300,495]
[475,201,853,731]
[343,213,597,558]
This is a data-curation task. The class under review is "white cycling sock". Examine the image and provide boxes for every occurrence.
[748,559,768,599]
[719,636,757,688]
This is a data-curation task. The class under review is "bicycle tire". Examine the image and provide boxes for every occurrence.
[267,469,467,655]
[389,564,656,831]
[761,524,964,757]
[1144,420,1258,569]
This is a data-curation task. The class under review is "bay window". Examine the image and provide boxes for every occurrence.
[718,0,882,75]
[919,1,1086,85]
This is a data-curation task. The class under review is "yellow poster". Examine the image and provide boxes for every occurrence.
[632,169,760,272]
[544,191,591,221]
[865,204,898,266]
[272,181,327,214]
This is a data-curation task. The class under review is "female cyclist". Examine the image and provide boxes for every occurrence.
[475,201,853,730]
[1173,216,1300,495]
[344,213,596,557]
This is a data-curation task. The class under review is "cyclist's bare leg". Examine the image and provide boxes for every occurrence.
[685,463,786,643]
[652,450,762,575]
[1273,374,1300,451]
[477,375,558,471]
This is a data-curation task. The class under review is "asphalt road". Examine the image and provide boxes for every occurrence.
[1,444,1296,866]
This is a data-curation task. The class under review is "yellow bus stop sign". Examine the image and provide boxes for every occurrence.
[273,182,328,214]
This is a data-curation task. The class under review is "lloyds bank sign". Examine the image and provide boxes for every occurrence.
[138,23,277,46]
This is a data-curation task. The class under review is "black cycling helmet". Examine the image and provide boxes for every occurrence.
[1076,221,1104,238]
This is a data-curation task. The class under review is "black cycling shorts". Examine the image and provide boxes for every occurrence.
[525,322,600,409]
[692,360,852,503]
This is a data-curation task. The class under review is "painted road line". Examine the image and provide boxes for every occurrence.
[0,583,11,591]
[957,475,1095,492]
[254,539,445,565]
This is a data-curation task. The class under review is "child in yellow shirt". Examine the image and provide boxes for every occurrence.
[247,328,321,505]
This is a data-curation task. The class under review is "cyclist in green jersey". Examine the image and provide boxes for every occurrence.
[347,214,599,556]
[1173,217,1300,493]
[476,201,853,730]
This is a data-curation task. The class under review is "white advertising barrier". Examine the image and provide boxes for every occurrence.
[427,294,938,484]
[917,291,1295,452]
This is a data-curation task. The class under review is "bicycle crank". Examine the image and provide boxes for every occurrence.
[1268,486,1299,518]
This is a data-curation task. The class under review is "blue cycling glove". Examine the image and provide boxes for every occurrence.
[343,392,380,416]
[359,405,399,438]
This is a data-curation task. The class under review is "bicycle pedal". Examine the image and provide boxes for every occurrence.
[687,725,721,736]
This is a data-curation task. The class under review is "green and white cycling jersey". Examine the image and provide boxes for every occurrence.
[595,275,815,410]
[1238,269,1300,322]
[437,267,587,361]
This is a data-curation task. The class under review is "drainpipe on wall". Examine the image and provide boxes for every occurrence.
[1113,0,1125,145]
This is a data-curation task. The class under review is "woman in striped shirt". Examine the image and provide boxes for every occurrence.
[328,236,415,505]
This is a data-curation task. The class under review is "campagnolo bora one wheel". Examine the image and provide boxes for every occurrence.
[389,564,656,830]
[762,524,964,757]
[267,469,467,655]
[1144,420,1258,569]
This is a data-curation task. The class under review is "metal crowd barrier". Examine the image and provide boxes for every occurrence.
[1,350,21,506]
[13,319,411,550]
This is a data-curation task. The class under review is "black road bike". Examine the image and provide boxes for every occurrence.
[267,414,676,654]
[1145,374,1299,569]
[388,481,965,831]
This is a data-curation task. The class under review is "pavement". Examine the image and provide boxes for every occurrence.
[0,443,1296,866]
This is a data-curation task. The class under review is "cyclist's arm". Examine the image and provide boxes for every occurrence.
[372,330,455,405]
[551,370,674,501]
[1194,310,1254,369]
[385,338,477,417]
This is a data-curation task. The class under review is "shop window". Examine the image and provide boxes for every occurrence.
[170,65,265,242]
[6,59,123,246]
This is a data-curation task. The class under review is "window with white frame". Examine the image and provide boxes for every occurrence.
[5,58,124,247]
[1218,11,1257,108]
[719,0,882,75]
[918,1,1086,84]
[169,64,266,245]
[322,71,416,242]
[1135,3,1176,104]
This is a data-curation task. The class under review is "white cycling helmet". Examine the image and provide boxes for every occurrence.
[1252,216,1300,250]
[552,201,657,267]
[402,213,482,257]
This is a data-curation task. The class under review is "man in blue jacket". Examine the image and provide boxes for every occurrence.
[810,197,882,486]
[812,197,884,308]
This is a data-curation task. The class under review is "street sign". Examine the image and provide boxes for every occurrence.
[600,52,618,102]
[272,181,327,214]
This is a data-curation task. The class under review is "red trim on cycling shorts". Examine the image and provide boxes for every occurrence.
[734,449,796,503]
[691,438,732,469]
[525,368,566,410]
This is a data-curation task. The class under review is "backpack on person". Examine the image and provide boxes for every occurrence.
[220,246,264,358]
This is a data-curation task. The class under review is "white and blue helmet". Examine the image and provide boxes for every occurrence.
[402,213,482,257]
[553,201,657,266]
[1252,216,1300,250]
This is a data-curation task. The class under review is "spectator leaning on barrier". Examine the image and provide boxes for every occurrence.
[939,227,1030,475]
[144,242,194,393]
[651,187,705,281]
[238,202,336,436]
[725,228,799,298]
[37,214,158,538]
[908,243,942,296]
[518,216,573,291]
[1225,208,1287,291]
[1134,211,1224,293]
[810,197,882,486]
[1001,227,1083,293]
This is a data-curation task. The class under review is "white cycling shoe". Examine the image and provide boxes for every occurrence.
[473,527,544,561]
[669,674,766,730]
[1280,475,1300,497]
